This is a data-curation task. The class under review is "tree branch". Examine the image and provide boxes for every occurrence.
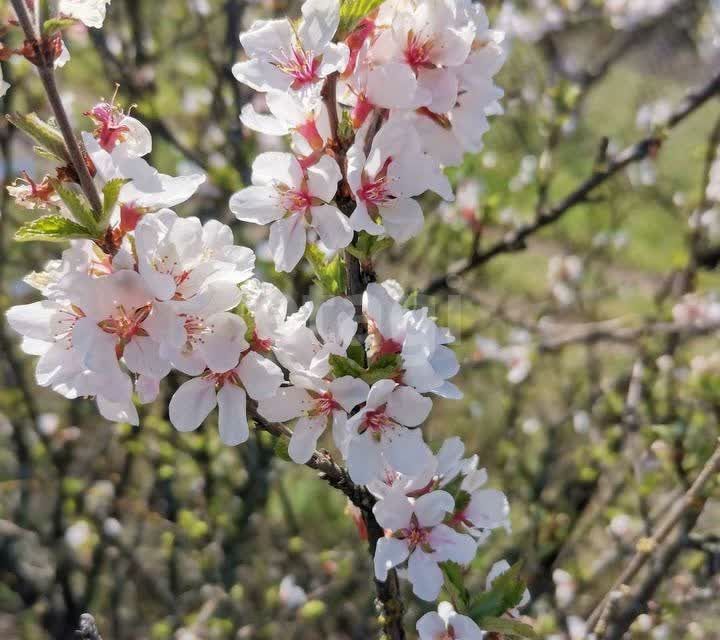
[423,70,720,295]
[586,438,720,632]
[10,0,103,214]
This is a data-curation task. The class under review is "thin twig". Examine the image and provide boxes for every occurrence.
[586,438,720,632]
[424,70,720,295]
[10,0,103,213]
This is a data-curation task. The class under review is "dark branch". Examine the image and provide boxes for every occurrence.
[423,70,720,295]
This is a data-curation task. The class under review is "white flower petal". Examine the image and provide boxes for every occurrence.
[237,352,284,400]
[169,377,217,432]
[217,384,249,445]
[374,537,409,581]
[288,415,327,463]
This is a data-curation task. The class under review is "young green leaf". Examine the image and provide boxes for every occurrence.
[43,17,78,35]
[363,353,401,385]
[101,178,130,226]
[52,181,101,234]
[329,354,365,379]
[346,340,367,367]
[273,436,292,462]
[337,0,384,39]
[441,562,471,609]
[346,231,394,262]
[469,562,527,620]
[6,113,69,162]
[305,244,346,295]
[479,617,537,639]
[15,215,95,242]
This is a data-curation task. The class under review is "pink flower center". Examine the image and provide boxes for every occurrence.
[358,175,389,205]
[281,187,314,214]
[250,329,273,353]
[358,157,394,207]
[85,102,131,152]
[404,31,433,71]
[57,305,85,346]
[395,513,435,553]
[311,392,341,417]
[18,171,55,203]
[204,369,241,387]
[97,303,152,355]
[377,337,402,356]
[277,46,322,90]
[360,405,392,435]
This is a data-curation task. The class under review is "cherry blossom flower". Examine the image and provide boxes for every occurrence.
[85,100,152,155]
[370,0,475,109]
[279,576,308,609]
[409,80,504,167]
[240,279,314,357]
[5,269,167,425]
[340,41,429,123]
[230,152,350,271]
[473,333,533,385]
[548,254,583,306]
[59,0,111,29]
[417,601,484,640]
[363,282,462,398]
[274,296,358,377]
[134,209,255,304]
[672,293,720,327]
[240,90,331,155]
[83,132,205,215]
[232,0,349,93]
[258,374,369,463]
[347,117,452,243]
[451,467,510,543]
[169,351,283,445]
[345,379,434,485]
[373,490,476,600]
[6,173,61,211]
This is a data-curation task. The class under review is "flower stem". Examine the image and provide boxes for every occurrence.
[320,72,405,640]
[9,0,104,215]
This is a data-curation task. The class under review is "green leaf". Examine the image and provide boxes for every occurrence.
[346,340,366,367]
[273,436,292,462]
[338,111,355,145]
[479,617,537,639]
[404,290,420,310]
[346,231,394,262]
[7,113,69,162]
[15,215,94,242]
[469,562,527,621]
[52,181,101,234]
[329,354,365,379]
[235,303,256,343]
[441,562,470,609]
[305,243,346,295]
[101,178,130,226]
[363,353,401,385]
[34,146,65,162]
[337,0,384,39]
[43,17,77,34]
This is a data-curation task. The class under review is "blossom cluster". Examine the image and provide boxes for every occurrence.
[231,0,506,271]
[5,0,520,622]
